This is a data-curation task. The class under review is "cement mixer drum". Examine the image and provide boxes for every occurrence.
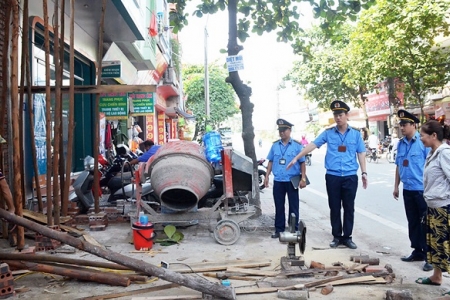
[145,141,214,212]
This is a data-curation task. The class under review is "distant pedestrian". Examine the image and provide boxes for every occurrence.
[415,120,450,288]
[129,140,161,165]
[301,135,308,146]
[393,110,432,272]
[287,100,368,249]
[264,119,306,239]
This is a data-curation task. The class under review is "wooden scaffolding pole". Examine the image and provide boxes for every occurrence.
[18,0,27,211]
[52,0,62,226]
[0,0,12,240]
[43,0,53,226]
[58,0,66,215]
[24,0,43,213]
[62,0,76,217]
[93,0,107,214]
[10,0,25,250]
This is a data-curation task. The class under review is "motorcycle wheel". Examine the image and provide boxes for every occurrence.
[366,151,372,163]
[258,169,266,190]
[305,156,311,166]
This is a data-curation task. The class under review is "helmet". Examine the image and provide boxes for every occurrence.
[116,144,130,157]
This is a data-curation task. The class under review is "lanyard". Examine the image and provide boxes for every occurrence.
[404,138,415,157]
[336,128,349,145]
[279,141,290,158]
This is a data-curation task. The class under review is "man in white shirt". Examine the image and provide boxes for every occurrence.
[391,133,400,151]
[368,132,379,150]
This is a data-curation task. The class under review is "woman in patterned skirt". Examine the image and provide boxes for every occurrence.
[415,120,450,290]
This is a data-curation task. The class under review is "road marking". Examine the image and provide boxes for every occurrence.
[305,187,408,235]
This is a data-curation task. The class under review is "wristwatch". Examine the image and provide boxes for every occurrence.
[361,172,367,176]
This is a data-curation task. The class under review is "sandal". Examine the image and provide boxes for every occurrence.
[415,277,441,286]
[442,291,450,296]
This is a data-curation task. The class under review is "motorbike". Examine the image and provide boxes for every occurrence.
[70,145,158,213]
[386,145,397,163]
[366,147,379,163]
[305,153,312,166]
[257,158,267,190]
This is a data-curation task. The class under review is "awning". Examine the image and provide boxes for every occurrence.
[165,107,195,119]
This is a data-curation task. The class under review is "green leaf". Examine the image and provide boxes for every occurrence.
[164,225,177,239]
[171,231,184,242]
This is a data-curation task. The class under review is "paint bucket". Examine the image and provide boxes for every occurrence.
[132,222,156,250]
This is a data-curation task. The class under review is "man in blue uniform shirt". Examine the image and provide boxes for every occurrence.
[130,140,161,165]
[393,110,432,272]
[287,100,368,249]
[264,119,307,239]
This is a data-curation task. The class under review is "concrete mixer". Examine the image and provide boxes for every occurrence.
[136,140,256,245]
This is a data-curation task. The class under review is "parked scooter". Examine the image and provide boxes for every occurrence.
[257,158,267,190]
[70,145,158,213]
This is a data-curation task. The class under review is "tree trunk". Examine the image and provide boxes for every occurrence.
[0,209,236,300]
[226,0,261,215]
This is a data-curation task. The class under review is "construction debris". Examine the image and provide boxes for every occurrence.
[386,289,413,300]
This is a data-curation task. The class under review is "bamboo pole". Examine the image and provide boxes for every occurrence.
[42,0,53,226]
[93,0,107,214]
[52,0,61,226]
[58,0,66,215]
[0,0,12,240]
[5,260,131,287]
[0,209,237,300]
[24,0,43,213]
[10,0,25,250]
[62,0,76,217]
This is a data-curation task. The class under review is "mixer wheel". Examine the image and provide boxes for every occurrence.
[214,219,240,245]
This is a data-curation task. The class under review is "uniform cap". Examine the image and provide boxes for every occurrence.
[397,109,419,124]
[276,119,294,131]
[330,100,350,114]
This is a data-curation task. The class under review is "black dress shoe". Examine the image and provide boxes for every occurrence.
[423,262,433,271]
[329,238,341,248]
[401,254,425,262]
[271,232,280,239]
[343,239,357,249]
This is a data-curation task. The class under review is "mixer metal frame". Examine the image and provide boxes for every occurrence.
[136,148,256,245]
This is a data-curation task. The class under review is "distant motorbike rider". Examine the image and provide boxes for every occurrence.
[368,132,379,151]
[130,139,161,165]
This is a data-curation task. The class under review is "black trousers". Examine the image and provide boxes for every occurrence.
[272,180,300,233]
[325,174,358,241]
[403,189,427,258]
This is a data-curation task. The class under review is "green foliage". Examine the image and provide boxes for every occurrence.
[347,0,450,107]
[286,25,368,109]
[169,0,376,42]
[155,225,185,246]
[183,64,240,137]
[305,122,322,137]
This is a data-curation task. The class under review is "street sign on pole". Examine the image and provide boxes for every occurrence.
[226,55,244,72]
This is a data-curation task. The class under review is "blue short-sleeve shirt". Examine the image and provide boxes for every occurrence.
[395,131,429,191]
[313,126,366,176]
[267,138,305,182]
[138,145,162,163]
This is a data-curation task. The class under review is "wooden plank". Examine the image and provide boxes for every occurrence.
[170,260,271,273]
[130,296,202,300]
[236,287,278,295]
[22,209,84,236]
[316,275,383,287]
[23,209,71,224]
[83,234,105,249]
[80,283,179,300]
[25,84,157,94]
[226,267,278,277]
